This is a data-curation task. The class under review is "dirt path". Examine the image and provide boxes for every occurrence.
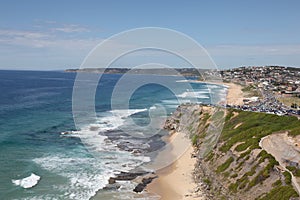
[259,133,300,195]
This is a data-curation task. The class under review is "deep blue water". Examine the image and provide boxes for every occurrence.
[0,70,225,200]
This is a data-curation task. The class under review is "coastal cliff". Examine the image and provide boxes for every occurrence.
[165,104,300,200]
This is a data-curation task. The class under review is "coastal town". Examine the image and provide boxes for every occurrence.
[220,66,300,116]
[66,65,300,117]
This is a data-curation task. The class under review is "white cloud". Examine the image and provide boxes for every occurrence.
[0,29,49,39]
[0,27,98,49]
[207,44,300,56]
[1,24,300,69]
[51,24,90,33]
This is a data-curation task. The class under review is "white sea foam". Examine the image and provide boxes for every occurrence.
[175,79,190,83]
[149,105,157,110]
[47,108,152,199]
[33,154,115,200]
[95,108,147,132]
[12,173,41,189]
[206,84,221,89]
[35,115,152,199]
[161,99,193,104]
[175,79,204,83]
[161,99,179,104]
[74,109,149,152]
[33,151,151,200]
[176,91,210,99]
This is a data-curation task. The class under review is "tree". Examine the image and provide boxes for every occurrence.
[291,103,298,109]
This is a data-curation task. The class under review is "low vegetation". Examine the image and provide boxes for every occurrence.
[286,166,300,177]
[288,126,300,137]
[283,171,292,185]
[198,108,300,199]
[242,84,261,97]
[277,96,300,109]
[258,186,299,200]
[216,157,234,173]
[219,111,299,153]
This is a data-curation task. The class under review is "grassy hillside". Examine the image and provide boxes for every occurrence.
[193,108,300,200]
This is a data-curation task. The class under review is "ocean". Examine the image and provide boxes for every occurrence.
[0,70,226,200]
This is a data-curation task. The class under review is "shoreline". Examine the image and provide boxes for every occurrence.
[146,81,244,199]
[195,80,245,106]
[146,132,202,200]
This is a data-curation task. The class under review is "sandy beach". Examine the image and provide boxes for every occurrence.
[223,82,244,105]
[146,133,201,199]
[146,81,244,199]
[197,80,245,105]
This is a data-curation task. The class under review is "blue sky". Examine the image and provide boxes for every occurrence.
[0,0,300,70]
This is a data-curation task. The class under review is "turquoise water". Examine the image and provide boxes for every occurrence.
[0,70,226,199]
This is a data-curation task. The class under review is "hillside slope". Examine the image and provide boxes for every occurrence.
[166,104,300,200]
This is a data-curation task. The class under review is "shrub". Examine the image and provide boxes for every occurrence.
[191,134,199,146]
[283,171,292,185]
[258,186,298,200]
[286,166,300,177]
[289,126,300,137]
[272,179,282,187]
[231,173,238,178]
[217,157,234,173]
[229,182,238,193]
[205,151,214,162]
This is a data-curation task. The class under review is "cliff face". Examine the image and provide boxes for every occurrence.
[166,104,300,200]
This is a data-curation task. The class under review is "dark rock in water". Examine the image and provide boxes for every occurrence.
[133,183,145,193]
[104,171,152,191]
[103,183,121,190]
[133,175,158,193]
[132,149,142,155]
[142,176,156,185]
[89,126,99,131]
[108,177,116,184]
[114,171,148,181]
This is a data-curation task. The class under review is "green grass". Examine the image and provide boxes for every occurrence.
[203,178,211,186]
[257,150,278,165]
[201,109,300,198]
[219,111,300,153]
[242,85,256,92]
[216,110,299,193]
[242,84,261,97]
[288,126,300,137]
[205,151,215,162]
[272,179,282,187]
[229,182,238,193]
[211,110,224,121]
[231,173,238,178]
[277,96,300,109]
[234,139,259,152]
[216,157,234,173]
[225,109,235,122]
[191,134,199,146]
[202,113,210,124]
[258,185,299,200]
[283,171,292,185]
[236,160,245,171]
[245,166,257,177]
[286,166,300,177]
[248,155,279,188]
[237,149,252,161]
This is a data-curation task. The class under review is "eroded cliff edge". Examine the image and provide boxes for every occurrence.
[165,104,300,200]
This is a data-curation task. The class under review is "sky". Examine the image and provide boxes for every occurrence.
[0,0,300,70]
